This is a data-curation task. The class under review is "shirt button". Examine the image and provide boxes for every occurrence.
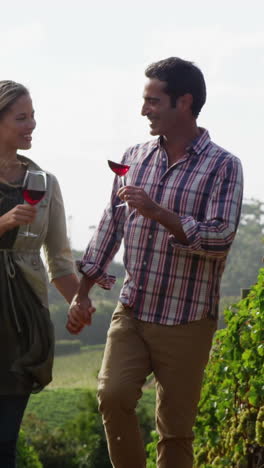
[148,234,152,239]
[162,157,166,162]
[159,181,164,186]
[143,261,147,266]
[139,285,143,290]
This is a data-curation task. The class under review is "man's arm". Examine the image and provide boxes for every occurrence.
[66,171,127,334]
[118,156,243,256]
[118,184,189,243]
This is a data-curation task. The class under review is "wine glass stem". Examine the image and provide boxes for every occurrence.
[115,175,127,207]
[25,224,30,236]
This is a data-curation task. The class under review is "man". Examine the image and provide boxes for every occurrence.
[67,57,243,468]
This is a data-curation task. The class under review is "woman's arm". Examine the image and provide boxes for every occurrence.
[52,273,79,304]
[43,175,95,332]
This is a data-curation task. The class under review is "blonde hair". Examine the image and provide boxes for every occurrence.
[0,80,29,120]
[0,81,29,188]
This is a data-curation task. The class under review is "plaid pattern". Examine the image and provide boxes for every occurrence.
[80,129,243,325]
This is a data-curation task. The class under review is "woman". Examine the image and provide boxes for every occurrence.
[0,80,82,467]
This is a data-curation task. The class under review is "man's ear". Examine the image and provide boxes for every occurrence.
[178,93,193,112]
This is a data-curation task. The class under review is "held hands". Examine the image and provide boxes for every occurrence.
[66,294,96,335]
[117,185,159,219]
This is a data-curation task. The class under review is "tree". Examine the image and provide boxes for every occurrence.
[221,199,264,297]
[194,268,264,467]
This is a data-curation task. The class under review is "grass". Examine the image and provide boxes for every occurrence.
[48,344,105,389]
[23,345,105,429]
[23,344,156,430]
[24,387,156,431]
[24,388,87,429]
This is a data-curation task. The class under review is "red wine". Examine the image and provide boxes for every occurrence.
[108,160,130,176]
[23,189,45,205]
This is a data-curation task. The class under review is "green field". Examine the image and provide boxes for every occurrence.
[24,345,155,430]
[48,345,105,389]
[24,345,105,429]
[24,388,87,429]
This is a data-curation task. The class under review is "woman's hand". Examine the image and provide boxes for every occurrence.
[66,294,96,334]
[0,204,37,236]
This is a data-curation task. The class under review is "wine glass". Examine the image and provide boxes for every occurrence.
[19,170,47,237]
[108,160,130,207]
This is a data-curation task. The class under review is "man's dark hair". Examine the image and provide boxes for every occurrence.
[145,57,206,117]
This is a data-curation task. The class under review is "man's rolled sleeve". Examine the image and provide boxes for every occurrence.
[169,156,243,258]
[79,260,116,290]
[169,216,236,258]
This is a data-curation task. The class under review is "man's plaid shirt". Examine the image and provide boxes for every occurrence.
[80,129,243,325]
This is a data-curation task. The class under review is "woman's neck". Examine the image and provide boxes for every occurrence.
[0,152,26,183]
[0,144,18,162]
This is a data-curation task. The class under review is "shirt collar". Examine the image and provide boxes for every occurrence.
[156,128,211,157]
[188,128,211,156]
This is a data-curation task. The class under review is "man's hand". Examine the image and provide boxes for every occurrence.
[66,294,96,335]
[117,185,159,219]
[118,184,189,244]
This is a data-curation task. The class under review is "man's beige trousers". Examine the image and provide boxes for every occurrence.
[98,302,217,468]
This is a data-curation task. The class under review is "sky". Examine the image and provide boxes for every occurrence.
[1,0,264,259]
